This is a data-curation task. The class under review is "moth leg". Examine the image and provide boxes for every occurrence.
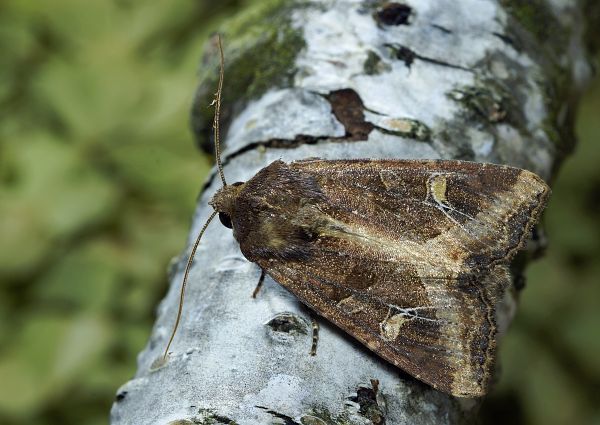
[252,269,266,299]
[310,317,320,356]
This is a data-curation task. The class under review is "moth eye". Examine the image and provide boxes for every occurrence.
[232,181,244,187]
[219,212,233,229]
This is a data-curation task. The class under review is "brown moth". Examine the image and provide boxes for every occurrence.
[162,35,550,398]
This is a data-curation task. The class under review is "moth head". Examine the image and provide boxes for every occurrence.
[209,181,245,229]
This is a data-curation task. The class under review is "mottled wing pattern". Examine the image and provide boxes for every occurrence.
[263,257,509,397]
[233,159,549,397]
[291,159,549,273]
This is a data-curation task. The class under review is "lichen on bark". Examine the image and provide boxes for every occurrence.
[191,0,306,154]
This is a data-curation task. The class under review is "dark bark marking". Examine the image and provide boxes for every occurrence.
[348,380,386,424]
[376,3,413,26]
[327,89,375,141]
[266,312,309,335]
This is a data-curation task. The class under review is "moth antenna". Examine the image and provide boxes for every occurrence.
[163,34,226,360]
[163,210,218,360]
[213,33,227,187]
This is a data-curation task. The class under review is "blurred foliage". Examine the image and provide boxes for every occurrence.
[0,1,598,425]
[0,1,247,423]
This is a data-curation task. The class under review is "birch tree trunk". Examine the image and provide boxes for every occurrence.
[111,1,593,424]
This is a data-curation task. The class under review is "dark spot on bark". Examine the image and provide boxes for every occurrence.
[363,50,387,75]
[386,43,472,71]
[376,3,412,26]
[394,45,416,68]
[196,409,238,424]
[449,87,507,123]
[210,414,238,424]
[256,406,302,425]
[264,135,322,148]
[327,89,374,141]
[115,391,128,402]
[266,312,308,335]
[492,32,521,51]
[348,381,386,424]
[431,24,452,34]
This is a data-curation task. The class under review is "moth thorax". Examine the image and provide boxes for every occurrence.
[209,183,245,214]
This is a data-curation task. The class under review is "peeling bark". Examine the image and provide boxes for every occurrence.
[111,1,592,424]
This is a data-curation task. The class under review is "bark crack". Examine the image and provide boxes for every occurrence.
[386,44,474,72]
[202,89,432,190]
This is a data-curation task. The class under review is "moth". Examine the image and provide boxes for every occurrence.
[161,35,550,398]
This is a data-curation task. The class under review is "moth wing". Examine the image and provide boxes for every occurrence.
[242,159,549,397]
[290,159,550,272]
[261,257,509,397]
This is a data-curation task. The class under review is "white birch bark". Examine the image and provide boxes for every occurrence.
[111,1,592,424]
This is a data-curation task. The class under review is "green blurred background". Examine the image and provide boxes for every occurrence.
[0,2,598,424]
